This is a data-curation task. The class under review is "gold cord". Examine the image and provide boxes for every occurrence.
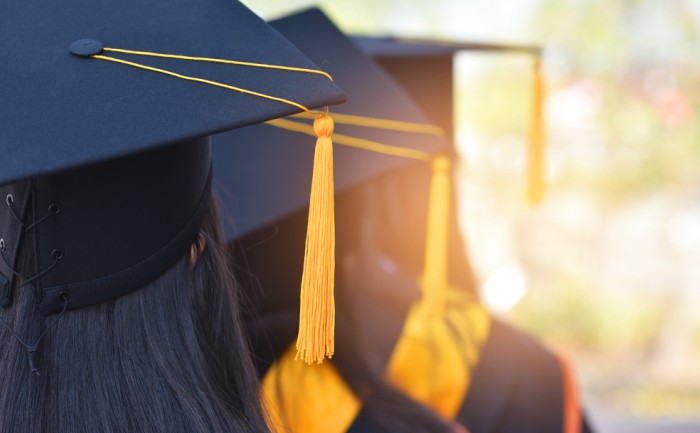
[91,47,334,115]
[102,47,333,81]
[292,112,444,136]
[266,118,434,162]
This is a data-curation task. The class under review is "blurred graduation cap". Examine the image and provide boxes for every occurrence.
[0,0,345,331]
[354,36,547,204]
[213,12,449,238]
[211,8,451,363]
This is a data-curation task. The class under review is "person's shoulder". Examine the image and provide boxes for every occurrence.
[459,318,568,433]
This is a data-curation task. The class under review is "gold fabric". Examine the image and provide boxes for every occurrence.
[386,290,491,419]
[263,346,360,433]
[262,293,491,431]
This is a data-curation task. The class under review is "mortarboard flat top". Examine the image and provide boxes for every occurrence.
[353,36,542,57]
[212,8,449,238]
[0,0,345,188]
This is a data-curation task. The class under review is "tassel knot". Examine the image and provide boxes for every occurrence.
[313,115,334,138]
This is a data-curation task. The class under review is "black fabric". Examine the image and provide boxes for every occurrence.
[375,55,456,145]
[344,241,420,368]
[0,139,211,315]
[459,319,564,433]
[353,29,473,132]
[0,182,31,303]
[345,407,390,433]
[353,37,541,59]
[0,0,345,188]
[236,206,306,377]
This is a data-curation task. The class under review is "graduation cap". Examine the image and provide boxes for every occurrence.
[354,36,547,204]
[0,0,345,363]
[211,9,451,364]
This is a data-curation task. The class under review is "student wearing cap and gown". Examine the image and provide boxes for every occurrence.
[215,8,593,433]
[354,35,595,433]
[0,2,344,433]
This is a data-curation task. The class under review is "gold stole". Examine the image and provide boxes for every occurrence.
[262,295,491,433]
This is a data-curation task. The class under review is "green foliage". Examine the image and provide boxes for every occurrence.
[511,272,666,352]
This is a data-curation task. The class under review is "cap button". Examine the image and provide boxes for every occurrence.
[69,39,104,57]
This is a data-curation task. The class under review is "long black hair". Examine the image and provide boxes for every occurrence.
[0,197,270,433]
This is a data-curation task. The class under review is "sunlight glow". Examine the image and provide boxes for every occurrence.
[481,264,528,313]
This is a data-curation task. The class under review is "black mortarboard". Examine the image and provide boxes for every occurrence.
[211,8,450,364]
[0,0,345,317]
[354,36,546,204]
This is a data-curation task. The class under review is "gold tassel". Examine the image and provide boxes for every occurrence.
[386,155,492,418]
[526,57,546,205]
[421,156,451,319]
[296,114,336,364]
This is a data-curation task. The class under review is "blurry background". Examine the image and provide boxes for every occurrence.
[243,1,700,431]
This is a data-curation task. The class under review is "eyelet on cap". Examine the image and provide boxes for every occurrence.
[5,194,13,207]
[51,249,63,261]
[0,239,5,251]
[48,203,61,214]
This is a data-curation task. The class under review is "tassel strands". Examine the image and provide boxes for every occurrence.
[296,115,336,364]
[421,156,451,319]
[526,57,546,205]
